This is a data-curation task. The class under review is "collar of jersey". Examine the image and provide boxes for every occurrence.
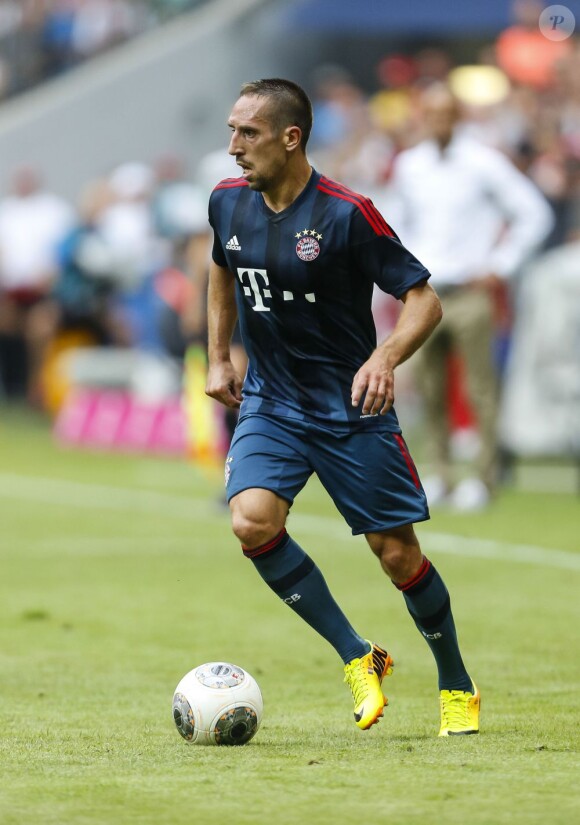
[257,167,320,222]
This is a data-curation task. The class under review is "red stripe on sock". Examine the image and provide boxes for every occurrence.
[397,556,431,591]
[242,528,287,558]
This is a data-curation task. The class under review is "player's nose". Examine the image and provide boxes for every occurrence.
[228,134,241,156]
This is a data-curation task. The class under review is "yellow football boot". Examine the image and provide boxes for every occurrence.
[438,682,480,736]
[343,642,394,730]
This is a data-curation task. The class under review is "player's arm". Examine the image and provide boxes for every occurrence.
[351,280,442,416]
[205,260,243,409]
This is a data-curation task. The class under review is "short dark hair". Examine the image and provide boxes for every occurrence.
[239,78,313,150]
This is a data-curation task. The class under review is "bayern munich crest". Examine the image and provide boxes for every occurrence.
[295,228,322,261]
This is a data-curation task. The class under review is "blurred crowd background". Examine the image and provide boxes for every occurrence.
[0,0,579,498]
[0,0,206,99]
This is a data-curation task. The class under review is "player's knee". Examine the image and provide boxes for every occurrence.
[229,489,288,550]
[366,526,422,582]
[230,509,280,550]
[380,544,415,580]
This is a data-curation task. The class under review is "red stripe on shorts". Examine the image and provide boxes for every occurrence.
[394,434,420,489]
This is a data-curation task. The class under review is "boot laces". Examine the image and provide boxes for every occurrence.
[441,690,469,727]
[344,658,371,706]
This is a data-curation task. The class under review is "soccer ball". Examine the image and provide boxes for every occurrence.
[172,662,263,746]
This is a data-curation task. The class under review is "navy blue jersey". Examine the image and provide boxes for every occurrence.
[208,168,430,431]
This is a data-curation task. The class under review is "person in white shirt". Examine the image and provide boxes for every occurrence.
[390,83,553,510]
[0,165,74,401]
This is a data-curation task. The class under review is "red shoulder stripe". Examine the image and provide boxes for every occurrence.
[317,182,385,236]
[318,176,395,237]
[320,176,395,236]
[213,177,248,191]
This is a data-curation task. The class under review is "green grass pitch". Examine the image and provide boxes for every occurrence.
[0,405,579,824]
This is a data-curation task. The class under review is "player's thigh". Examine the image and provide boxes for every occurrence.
[312,429,429,535]
[225,414,312,507]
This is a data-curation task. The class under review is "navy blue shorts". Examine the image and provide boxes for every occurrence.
[225,414,429,535]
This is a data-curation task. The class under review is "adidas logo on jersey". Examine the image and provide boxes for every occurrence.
[226,235,241,251]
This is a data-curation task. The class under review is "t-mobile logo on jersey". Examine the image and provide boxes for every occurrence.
[237,268,272,312]
[237,268,316,312]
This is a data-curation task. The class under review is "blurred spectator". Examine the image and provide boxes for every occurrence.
[36,177,135,411]
[389,83,554,511]
[308,64,372,181]
[0,0,45,95]
[41,0,78,77]
[70,0,146,61]
[194,146,240,201]
[101,160,158,288]
[495,0,573,91]
[152,153,207,252]
[51,177,132,345]
[151,152,209,358]
[100,161,167,350]
[0,165,74,401]
[309,64,367,150]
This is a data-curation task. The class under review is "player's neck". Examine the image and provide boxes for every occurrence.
[261,162,313,214]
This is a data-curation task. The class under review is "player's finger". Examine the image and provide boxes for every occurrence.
[366,374,383,414]
[369,392,384,416]
[350,370,368,407]
[229,380,243,405]
[369,380,387,416]
[379,389,394,415]
[219,384,242,408]
[206,382,239,408]
[362,378,380,415]
[368,375,392,415]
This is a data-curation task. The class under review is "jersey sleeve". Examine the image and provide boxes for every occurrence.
[350,205,431,299]
[208,192,227,267]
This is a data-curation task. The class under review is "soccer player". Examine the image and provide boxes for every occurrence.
[205,78,479,736]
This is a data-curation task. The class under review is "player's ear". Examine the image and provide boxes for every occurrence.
[284,125,302,153]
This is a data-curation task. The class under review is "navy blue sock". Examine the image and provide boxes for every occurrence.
[397,556,472,692]
[244,529,368,664]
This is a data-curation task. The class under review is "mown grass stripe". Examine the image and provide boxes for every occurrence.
[1,472,579,571]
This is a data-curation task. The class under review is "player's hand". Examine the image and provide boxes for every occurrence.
[206,361,243,409]
[351,351,395,416]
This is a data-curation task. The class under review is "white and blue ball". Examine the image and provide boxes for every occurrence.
[172,662,263,745]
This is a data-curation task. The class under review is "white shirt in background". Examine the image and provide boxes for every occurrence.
[0,191,74,291]
[390,133,554,286]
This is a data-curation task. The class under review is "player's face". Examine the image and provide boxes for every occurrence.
[227,95,289,192]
